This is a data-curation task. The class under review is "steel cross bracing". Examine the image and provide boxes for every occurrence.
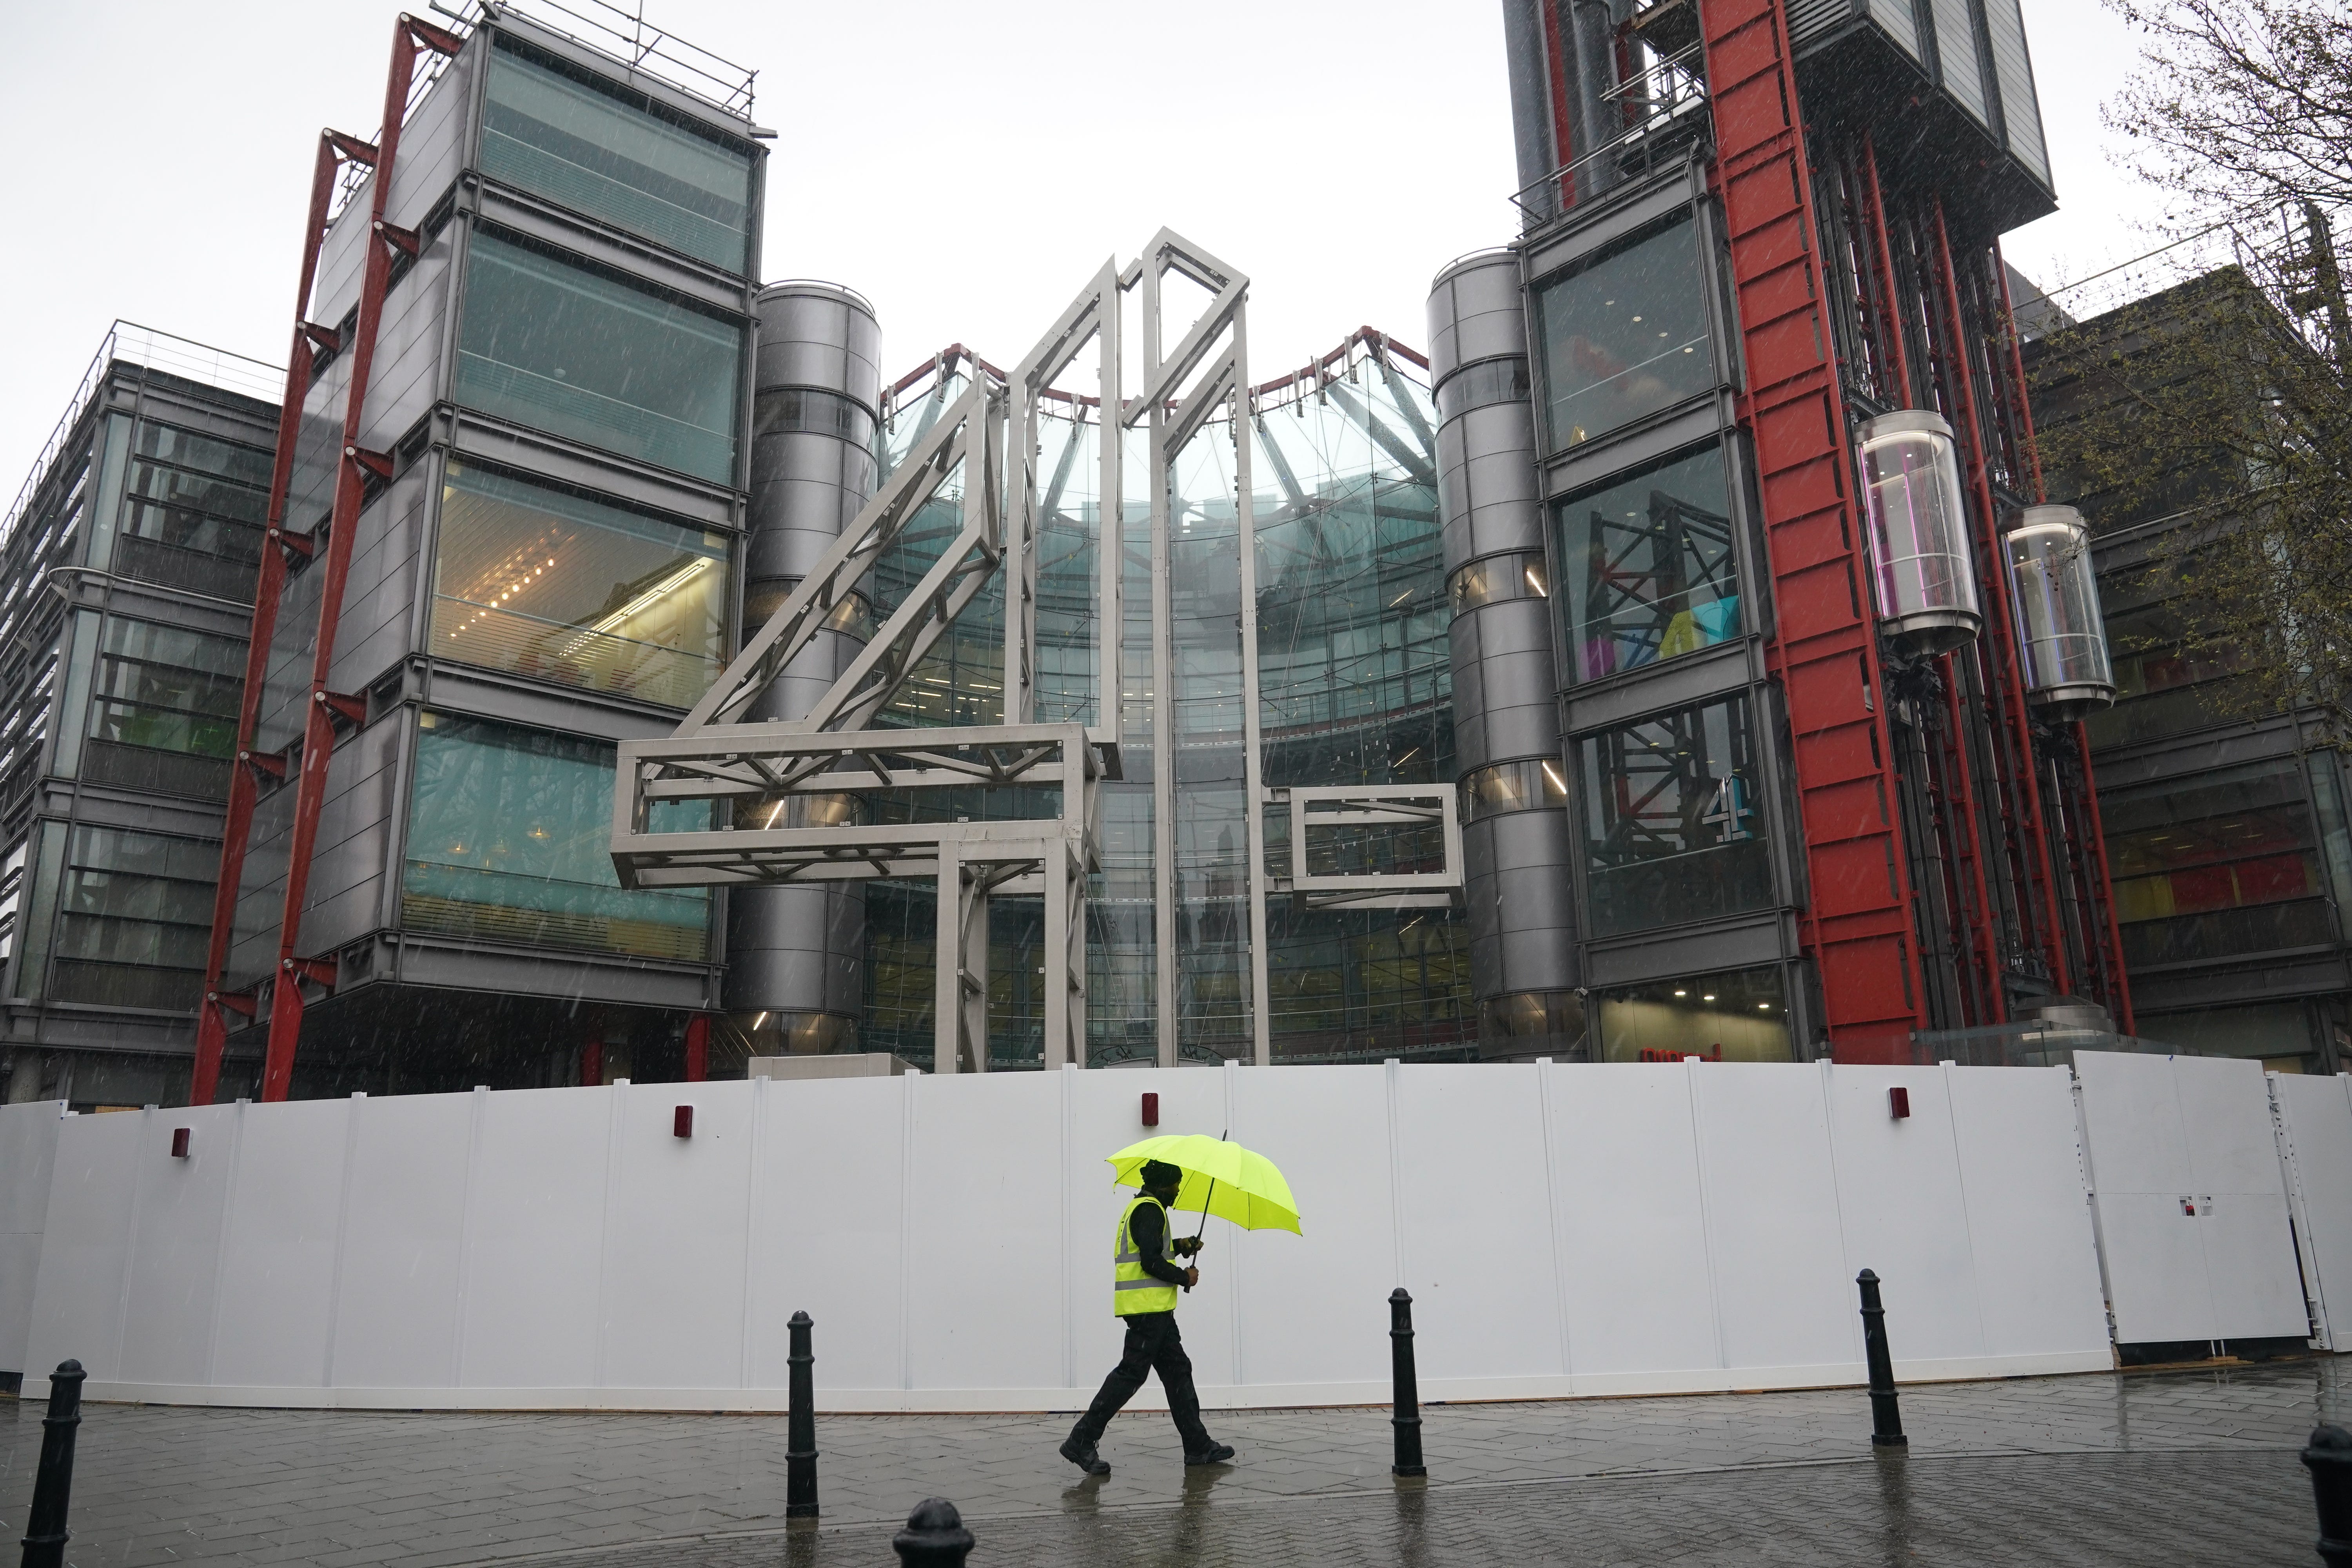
[615,230,1463,1071]
[191,12,464,1107]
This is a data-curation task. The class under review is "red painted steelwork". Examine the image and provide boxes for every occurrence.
[191,133,354,1108]
[684,1015,709,1082]
[581,1038,604,1088]
[1929,203,2073,998]
[1539,0,1581,211]
[1700,0,1928,1057]
[257,15,462,1103]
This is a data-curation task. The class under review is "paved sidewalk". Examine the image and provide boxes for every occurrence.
[1,1359,2337,1566]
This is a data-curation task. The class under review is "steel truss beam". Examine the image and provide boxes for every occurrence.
[618,230,1463,1071]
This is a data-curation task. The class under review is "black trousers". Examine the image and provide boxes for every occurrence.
[1073,1310,1212,1452]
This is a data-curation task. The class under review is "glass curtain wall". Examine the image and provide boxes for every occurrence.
[1554,445,1741,681]
[404,711,710,959]
[454,230,744,483]
[2103,759,2334,968]
[77,616,244,799]
[1533,212,1716,450]
[432,461,727,709]
[1579,694,1772,937]
[95,421,271,602]
[854,349,1469,1067]
[480,34,757,274]
[13,822,217,1011]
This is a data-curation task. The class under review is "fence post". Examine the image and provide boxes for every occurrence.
[786,1310,818,1519]
[1856,1269,1906,1448]
[893,1498,974,1566]
[18,1359,86,1568]
[2303,1423,2352,1566]
[1389,1288,1426,1477]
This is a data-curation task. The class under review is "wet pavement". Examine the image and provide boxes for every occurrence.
[1,1359,2336,1565]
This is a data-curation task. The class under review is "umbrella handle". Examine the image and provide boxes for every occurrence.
[1192,1130,1227,1247]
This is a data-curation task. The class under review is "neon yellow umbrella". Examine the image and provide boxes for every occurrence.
[1106,1132,1303,1236]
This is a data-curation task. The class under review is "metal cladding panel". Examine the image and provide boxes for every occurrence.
[724,886,866,1016]
[383,42,475,235]
[1463,810,1577,998]
[1929,0,1990,123]
[1786,0,1857,48]
[1861,0,1921,58]
[388,942,714,1008]
[311,202,370,343]
[1437,403,1544,568]
[297,717,405,958]
[1428,252,1531,386]
[356,239,453,457]
[331,469,430,701]
[1980,0,2051,185]
[755,284,882,410]
[227,782,298,989]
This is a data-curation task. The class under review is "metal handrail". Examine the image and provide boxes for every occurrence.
[1509,41,1711,228]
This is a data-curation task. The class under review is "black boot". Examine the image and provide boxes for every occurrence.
[1060,1428,1111,1476]
[1185,1442,1236,1466]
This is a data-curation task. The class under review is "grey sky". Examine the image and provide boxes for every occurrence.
[0,0,2172,500]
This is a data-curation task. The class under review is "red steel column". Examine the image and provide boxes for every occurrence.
[191,133,371,1107]
[1700,0,1929,1057]
[258,14,463,1103]
[1930,203,2073,997]
[684,1016,709,1082]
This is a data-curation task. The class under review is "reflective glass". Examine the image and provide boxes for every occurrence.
[1460,756,1568,824]
[36,824,217,1011]
[113,421,270,599]
[1595,964,1791,1062]
[432,461,727,710]
[82,617,243,799]
[2104,759,2328,968]
[404,711,710,960]
[1448,550,1548,615]
[1579,694,1771,937]
[1555,445,1740,682]
[482,36,755,272]
[454,230,743,482]
[1534,212,1714,449]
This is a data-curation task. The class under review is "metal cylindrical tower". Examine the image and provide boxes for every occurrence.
[1427,250,1583,1056]
[727,281,883,1056]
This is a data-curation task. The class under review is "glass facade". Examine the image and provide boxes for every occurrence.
[1460,756,1568,824]
[432,461,727,710]
[13,822,216,1011]
[1579,694,1771,938]
[2103,759,2333,969]
[99,420,270,601]
[78,616,243,799]
[856,353,1468,1067]
[481,36,756,273]
[1553,445,1740,683]
[1533,212,1715,450]
[404,711,710,960]
[1595,964,1792,1061]
[454,230,744,483]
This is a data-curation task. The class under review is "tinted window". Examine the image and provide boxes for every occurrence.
[1554,445,1740,683]
[1579,693,1771,937]
[1534,212,1714,450]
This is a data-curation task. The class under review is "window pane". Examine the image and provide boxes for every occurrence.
[113,421,270,599]
[454,230,744,483]
[43,824,217,1011]
[83,616,245,799]
[1579,694,1771,937]
[2103,759,2326,966]
[1596,964,1791,1062]
[1555,446,1740,682]
[404,712,709,960]
[481,38,755,273]
[1534,212,1714,450]
[432,461,728,710]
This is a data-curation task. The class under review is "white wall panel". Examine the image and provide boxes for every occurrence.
[0,1102,62,1376]
[1825,1066,1985,1365]
[1945,1066,2109,1359]
[601,1082,755,1390]
[112,1103,245,1386]
[1549,1063,1719,1384]
[330,1092,472,1387]
[22,1108,139,1387]
[457,1084,608,1388]
[1691,1063,1858,1377]
[2272,1074,2352,1348]
[212,1098,351,1389]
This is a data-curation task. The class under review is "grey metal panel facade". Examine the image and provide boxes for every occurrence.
[296,715,406,959]
[1930,0,1990,123]
[1428,248,1578,1013]
[1979,0,2051,185]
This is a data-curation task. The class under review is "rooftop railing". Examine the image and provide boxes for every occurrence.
[1510,40,1711,230]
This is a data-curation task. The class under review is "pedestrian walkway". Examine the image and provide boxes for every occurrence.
[1,1359,2335,1566]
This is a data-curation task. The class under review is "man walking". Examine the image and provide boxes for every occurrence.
[1060,1159,1236,1475]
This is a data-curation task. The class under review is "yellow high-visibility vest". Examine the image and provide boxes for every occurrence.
[1112,1193,1181,1316]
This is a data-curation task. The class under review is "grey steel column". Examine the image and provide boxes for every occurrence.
[1427,251,1583,1058]
[728,281,883,1056]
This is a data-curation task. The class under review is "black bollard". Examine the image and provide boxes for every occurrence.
[19,1358,87,1568]
[1390,1288,1426,1477]
[892,1497,975,1567]
[2303,1423,2352,1566]
[786,1310,818,1519]
[1856,1270,1906,1448]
